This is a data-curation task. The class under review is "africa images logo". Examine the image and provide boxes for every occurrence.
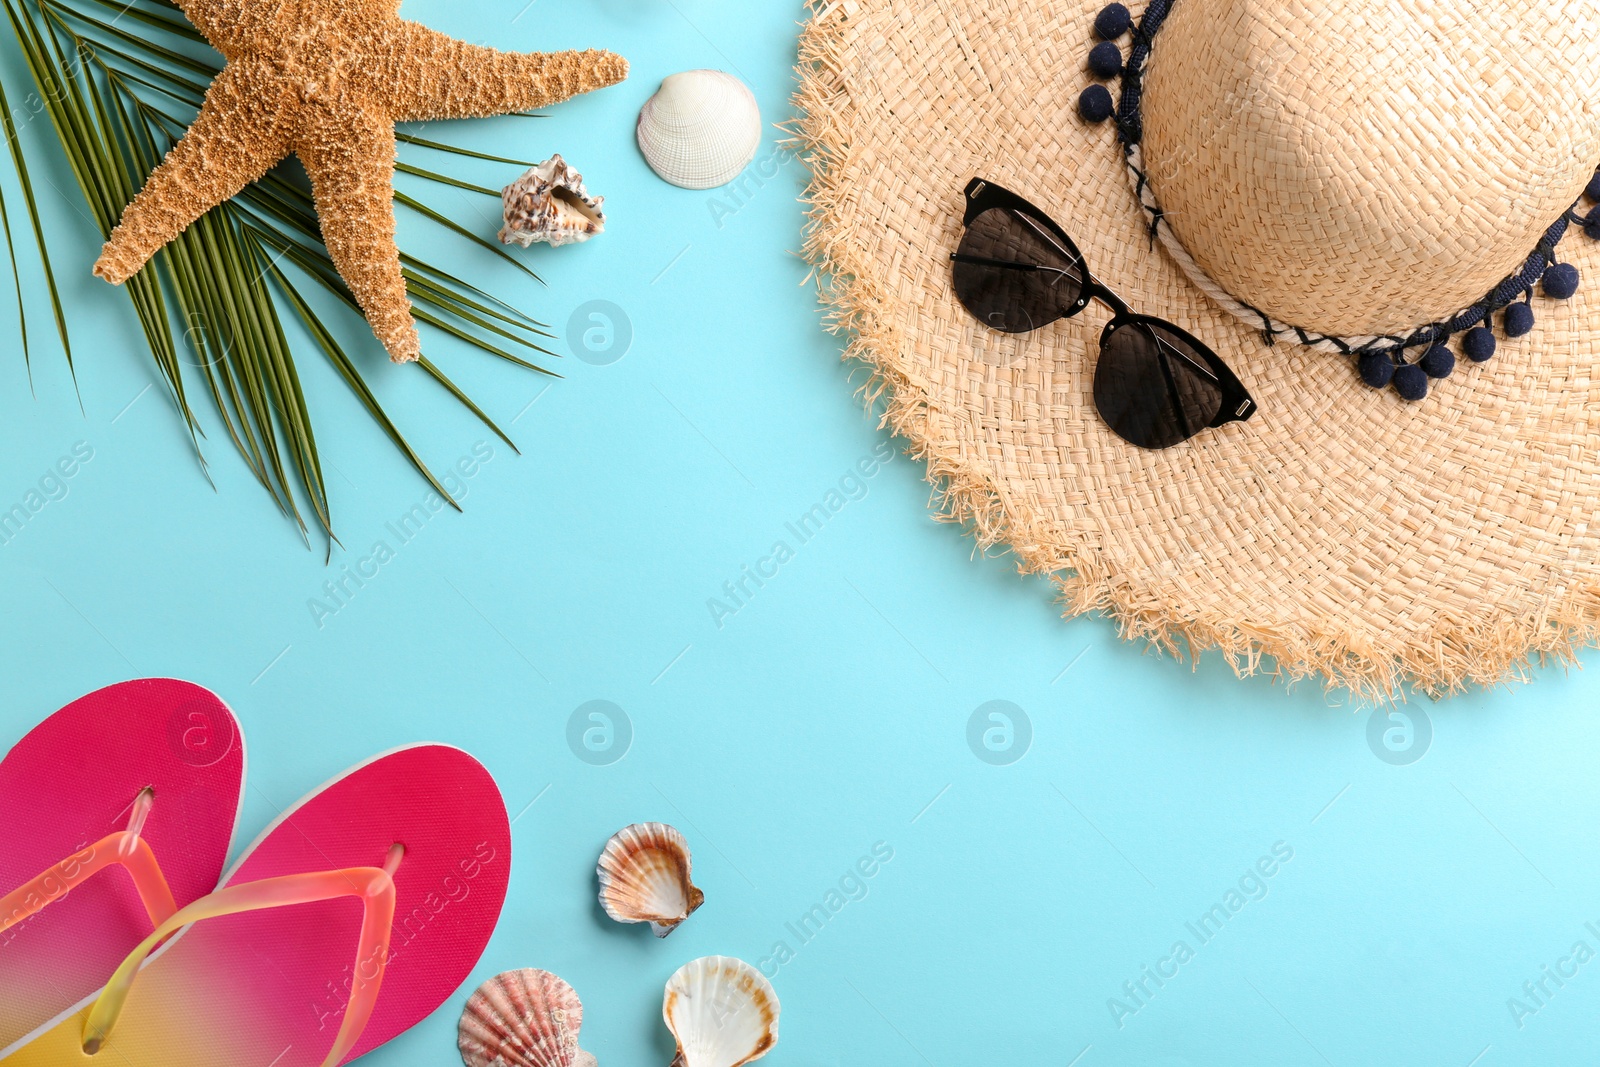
[1366,707,1432,765]
[166,700,236,768]
[567,700,633,766]
[967,700,1032,766]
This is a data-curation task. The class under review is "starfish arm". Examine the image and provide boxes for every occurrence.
[94,62,291,284]
[296,103,420,363]
[166,0,267,55]
[379,23,628,122]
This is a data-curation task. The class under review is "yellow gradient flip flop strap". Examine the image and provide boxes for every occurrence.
[83,844,402,1067]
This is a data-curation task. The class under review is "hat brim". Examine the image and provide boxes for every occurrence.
[792,0,1600,699]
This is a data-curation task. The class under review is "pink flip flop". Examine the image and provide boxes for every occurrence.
[2,744,511,1067]
[0,679,244,1050]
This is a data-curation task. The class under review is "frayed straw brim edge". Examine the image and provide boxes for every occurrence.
[787,0,1600,703]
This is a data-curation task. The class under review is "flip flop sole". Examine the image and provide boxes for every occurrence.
[3,743,510,1067]
[0,679,244,1049]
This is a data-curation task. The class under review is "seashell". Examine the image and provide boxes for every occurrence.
[459,969,597,1067]
[498,154,605,248]
[662,956,779,1067]
[597,822,704,937]
[636,70,761,190]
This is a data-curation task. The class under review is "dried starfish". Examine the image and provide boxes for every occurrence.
[93,0,627,362]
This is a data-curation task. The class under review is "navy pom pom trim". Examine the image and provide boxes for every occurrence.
[1079,84,1115,123]
[1088,40,1123,78]
[1392,364,1429,402]
[1503,301,1535,338]
[1543,262,1580,300]
[1462,327,1497,363]
[1419,344,1455,379]
[1358,352,1395,389]
[1094,3,1132,39]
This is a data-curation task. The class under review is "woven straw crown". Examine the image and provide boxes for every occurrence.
[1141,0,1600,337]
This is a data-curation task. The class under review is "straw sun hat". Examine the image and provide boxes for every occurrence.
[793,0,1600,698]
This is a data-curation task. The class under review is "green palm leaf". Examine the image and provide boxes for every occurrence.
[0,0,555,544]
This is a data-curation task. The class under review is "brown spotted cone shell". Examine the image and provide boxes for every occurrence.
[498,154,605,248]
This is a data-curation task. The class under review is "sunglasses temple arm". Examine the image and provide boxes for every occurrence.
[950,253,1054,275]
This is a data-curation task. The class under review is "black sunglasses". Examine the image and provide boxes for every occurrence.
[950,177,1256,450]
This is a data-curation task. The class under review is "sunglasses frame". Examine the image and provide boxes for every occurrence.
[953,177,1257,431]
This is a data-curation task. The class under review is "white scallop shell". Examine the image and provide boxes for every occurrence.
[662,956,778,1067]
[498,154,605,248]
[459,969,597,1067]
[597,822,704,937]
[636,70,761,190]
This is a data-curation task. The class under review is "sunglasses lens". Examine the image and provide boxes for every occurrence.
[952,208,1084,333]
[1094,319,1225,449]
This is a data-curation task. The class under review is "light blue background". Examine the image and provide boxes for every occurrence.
[3,2,1599,1065]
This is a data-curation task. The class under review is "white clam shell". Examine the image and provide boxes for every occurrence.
[597,822,704,937]
[662,956,778,1067]
[636,70,761,190]
[459,969,597,1067]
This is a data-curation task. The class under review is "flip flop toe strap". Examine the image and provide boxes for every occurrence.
[0,789,177,935]
[82,843,405,1067]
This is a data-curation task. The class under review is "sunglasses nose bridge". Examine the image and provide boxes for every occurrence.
[1089,284,1133,320]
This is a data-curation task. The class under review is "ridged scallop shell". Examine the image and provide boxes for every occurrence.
[636,70,761,190]
[597,822,704,936]
[498,154,605,248]
[662,956,779,1067]
[459,969,597,1067]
